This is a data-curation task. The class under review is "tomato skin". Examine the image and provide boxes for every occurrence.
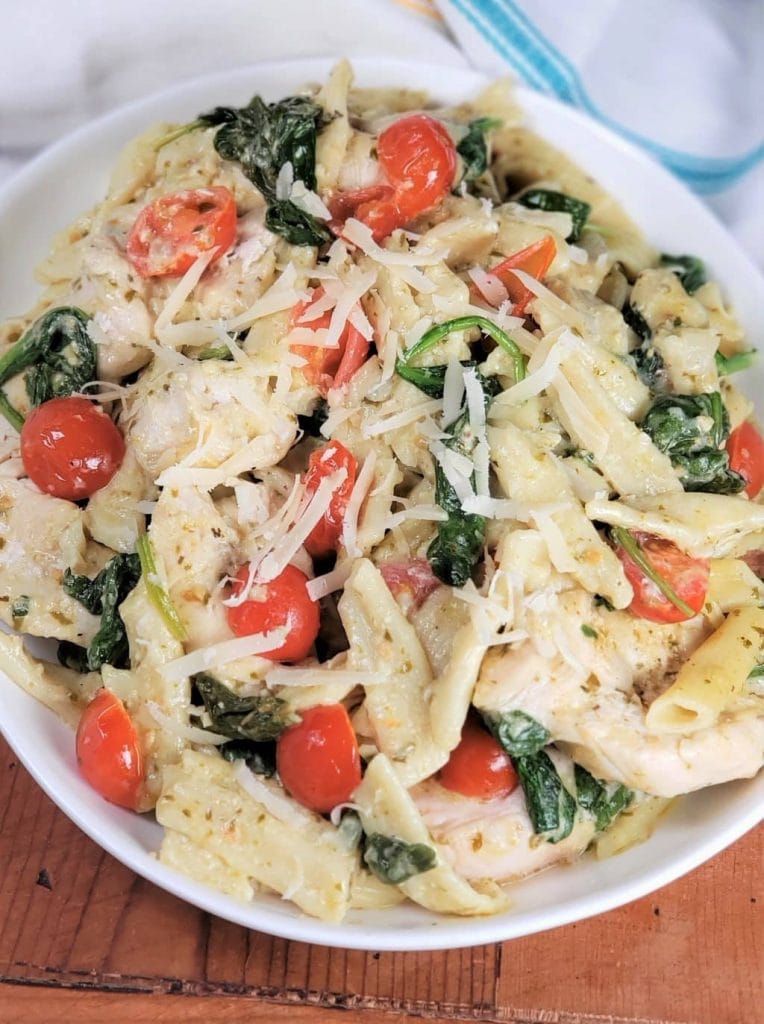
[276,704,362,813]
[20,396,125,500]
[332,115,456,241]
[76,689,143,810]
[302,441,358,559]
[380,558,441,611]
[328,184,395,236]
[727,421,764,498]
[378,114,456,214]
[126,186,237,278]
[290,288,370,395]
[439,715,518,800]
[616,532,709,624]
[226,564,320,662]
[474,236,557,315]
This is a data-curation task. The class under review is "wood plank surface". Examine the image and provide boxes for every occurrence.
[0,736,760,1024]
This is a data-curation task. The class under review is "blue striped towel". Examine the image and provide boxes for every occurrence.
[436,0,764,265]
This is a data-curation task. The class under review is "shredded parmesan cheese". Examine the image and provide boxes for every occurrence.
[159,628,289,681]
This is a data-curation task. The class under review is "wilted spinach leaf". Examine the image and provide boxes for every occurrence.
[219,738,277,777]
[396,360,502,402]
[660,253,706,294]
[196,94,331,246]
[426,403,487,588]
[574,764,633,832]
[0,307,96,430]
[631,340,664,389]
[61,553,141,671]
[192,672,298,742]
[518,188,591,242]
[640,391,745,493]
[456,117,501,183]
[484,709,550,757]
[622,302,651,343]
[363,833,436,884]
[514,751,576,844]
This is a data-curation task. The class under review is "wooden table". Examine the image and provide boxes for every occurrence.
[0,736,760,1024]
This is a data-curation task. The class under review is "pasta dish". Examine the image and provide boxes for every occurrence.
[0,60,761,922]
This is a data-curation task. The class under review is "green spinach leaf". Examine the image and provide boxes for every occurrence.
[394,317,524,589]
[514,751,576,844]
[192,672,298,742]
[0,307,96,430]
[484,709,550,757]
[396,360,502,401]
[518,188,591,242]
[631,342,664,389]
[219,739,277,777]
[363,833,437,884]
[426,401,488,588]
[660,253,706,294]
[574,764,633,832]
[456,117,501,183]
[196,94,330,246]
[265,198,332,246]
[622,302,651,343]
[62,553,141,671]
[640,391,745,493]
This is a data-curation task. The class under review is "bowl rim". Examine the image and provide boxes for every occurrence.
[0,54,762,952]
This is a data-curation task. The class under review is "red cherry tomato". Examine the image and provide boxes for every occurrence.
[20,396,125,500]
[439,715,518,800]
[378,114,456,215]
[332,115,456,241]
[302,441,358,559]
[327,184,395,236]
[276,704,362,813]
[380,558,441,611]
[615,532,709,624]
[126,186,237,278]
[290,287,370,396]
[226,564,319,662]
[76,689,143,810]
[727,421,764,498]
[472,236,557,315]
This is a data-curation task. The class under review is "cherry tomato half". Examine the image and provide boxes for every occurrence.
[473,236,557,316]
[327,184,395,236]
[332,115,456,241]
[380,558,441,612]
[303,441,358,559]
[727,420,764,498]
[439,715,518,800]
[20,396,125,500]
[290,288,370,396]
[126,186,237,278]
[226,564,320,662]
[76,689,143,810]
[277,703,362,813]
[616,532,709,624]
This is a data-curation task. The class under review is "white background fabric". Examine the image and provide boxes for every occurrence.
[1,0,761,266]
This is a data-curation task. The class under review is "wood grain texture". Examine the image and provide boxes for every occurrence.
[0,737,761,1024]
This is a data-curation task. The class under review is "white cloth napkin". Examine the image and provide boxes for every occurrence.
[436,0,764,266]
[1,0,761,265]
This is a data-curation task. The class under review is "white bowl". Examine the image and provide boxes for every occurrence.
[0,57,761,951]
